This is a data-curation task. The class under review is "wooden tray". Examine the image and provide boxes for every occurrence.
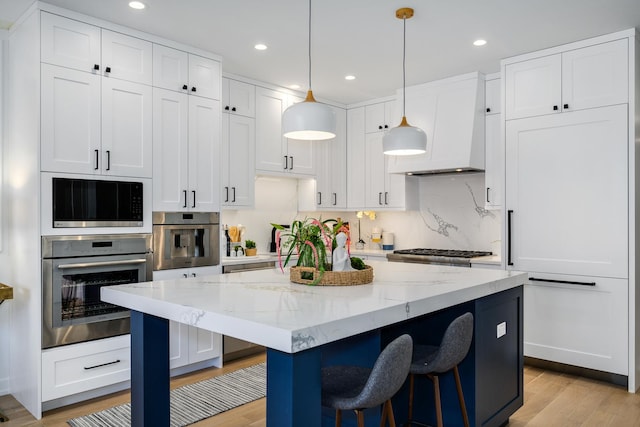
[290,265,373,286]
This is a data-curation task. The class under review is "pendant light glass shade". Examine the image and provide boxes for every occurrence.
[282,0,336,141]
[383,7,427,156]
[283,90,336,140]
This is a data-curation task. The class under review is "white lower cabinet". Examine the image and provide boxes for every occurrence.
[524,274,628,375]
[42,335,131,402]
[152,267,222,370]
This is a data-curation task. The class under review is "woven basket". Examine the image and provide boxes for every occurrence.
[290,265,373,286]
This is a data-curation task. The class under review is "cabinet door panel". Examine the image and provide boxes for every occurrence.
[41,12,100,73]
[226,115,255,206]
[287,139,315,175]
[347,107,366,209]
[329,107,347,208]
[169,321,190,369]
[484,113,502,208]
[505,55,561,120]
[506,105,628,277]
[41,64,101,174]
[485,77,501,115]
[101,30,152,85]
[188,97,221,211]
[562,38,628,111]
[224,79,256,118]
[188,326,222,364]
[364,133,385,207]
[188,54,221,100]
[102,78,152,177]
[256,88,287,173]
[153,88,189,211]
[524,275,628,374]
[365,102,385,133]
[153,44,189,92]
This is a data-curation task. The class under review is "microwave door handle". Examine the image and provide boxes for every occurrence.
[57,258,148,269]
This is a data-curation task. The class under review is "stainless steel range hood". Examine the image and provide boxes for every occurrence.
[387,72,486,175]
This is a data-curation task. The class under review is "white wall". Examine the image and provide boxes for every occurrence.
[0,31,9,396]
[223,173,501,257]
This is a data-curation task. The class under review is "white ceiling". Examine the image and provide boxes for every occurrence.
[1,0,640,105]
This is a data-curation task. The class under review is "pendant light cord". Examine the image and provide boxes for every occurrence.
[308,0,312,90]
[402,13,407,118]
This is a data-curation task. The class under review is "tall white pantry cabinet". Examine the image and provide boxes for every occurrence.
[502,29,640,391]
[2,3,223,418]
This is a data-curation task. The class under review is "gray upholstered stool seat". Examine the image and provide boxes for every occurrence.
[407,312,474,427]
[321,334,413,427]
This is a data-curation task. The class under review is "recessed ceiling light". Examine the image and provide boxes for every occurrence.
[289,84,301,90]
[254,43,268,51]
[473,39,487,46]
[128,1,146,10]
[345,75,356,81]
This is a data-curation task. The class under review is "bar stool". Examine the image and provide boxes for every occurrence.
[407,312,474,427]
[321,334,413,427]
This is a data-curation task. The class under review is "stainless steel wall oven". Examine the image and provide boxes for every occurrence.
[42,234,152,349]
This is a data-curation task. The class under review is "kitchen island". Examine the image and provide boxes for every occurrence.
[102,261,527,427]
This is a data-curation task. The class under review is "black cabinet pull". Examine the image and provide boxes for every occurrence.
[94,149,99,170]
[553,105,558,111]
[486,187,490,203]
[182,84,188,90]
[378,192,383,205]
[486,107,491,113]
[183,273,188,278]
[317,192,322,205]
[105,66,111,73]
[332,193,337,206]
[183,190,187,208]
[191,273,196,277]
[232,107,236,112]
[283,155,288,170]
[289,156,293,170]
[564,103,569,109]
[84,359,120,370]
[224,106,230,110]
[191,87,197,92]
[93,64,100,71]
[529,277,596,287]
[106,150,111,171]
[192,190,196,208]
[384,192,389,205]
[232,187,236,203]
[224,186,229,202]
[507,210,513,266]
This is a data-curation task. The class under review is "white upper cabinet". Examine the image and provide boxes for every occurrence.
[365,100,395,133]
[255,87,315,176]
[41,12,152,85]
[222,78,256,117]
[153,44,221,100]
[41,63,152,177]
[221,114,255,207]
[346,107,366,209]
[484,75,503,210]
[484,76,501,115]
[505,38,628,120]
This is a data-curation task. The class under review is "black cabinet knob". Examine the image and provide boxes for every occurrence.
[486,107,491,113]
[564,103,569,109]
[93,64,100,71]
[378,125,383,130]
[232,107,236,112]
[182,84,188,90]
[191,87,197,92]
[384,124,388,129]
[105,66,111,73]
[224,106,230,110]
[553,105,558,111]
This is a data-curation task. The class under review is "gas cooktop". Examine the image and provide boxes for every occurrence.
[386,248,493,266]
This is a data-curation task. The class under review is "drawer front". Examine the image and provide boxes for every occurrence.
[42,335,131,401]
[524,274,628,375]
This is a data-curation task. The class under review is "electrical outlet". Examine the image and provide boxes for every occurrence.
[496,321,507,338]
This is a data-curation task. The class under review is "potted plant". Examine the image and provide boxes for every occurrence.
[244,240,257,256]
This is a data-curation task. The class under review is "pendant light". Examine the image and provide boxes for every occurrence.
[282,0,336,141]
[383,7,427,156]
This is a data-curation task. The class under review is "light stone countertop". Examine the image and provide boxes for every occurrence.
[102,260,526,354]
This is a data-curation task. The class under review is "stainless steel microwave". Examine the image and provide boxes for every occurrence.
[52,177,144,228]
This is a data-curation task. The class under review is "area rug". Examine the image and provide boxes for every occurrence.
[67,363,266,427]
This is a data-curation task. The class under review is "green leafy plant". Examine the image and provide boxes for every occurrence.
[272,217,349,283]
[245,239,256,249]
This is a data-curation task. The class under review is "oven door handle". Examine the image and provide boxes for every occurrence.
[57,258,148,269]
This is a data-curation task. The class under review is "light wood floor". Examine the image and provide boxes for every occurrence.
[1,354,640,426]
